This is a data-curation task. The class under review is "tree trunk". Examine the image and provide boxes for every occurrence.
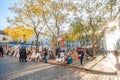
[91,31,96,58]
[92,42,96,58]
[52,37,57,59]
[36,35,39,53]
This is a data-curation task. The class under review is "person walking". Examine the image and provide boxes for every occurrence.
[23,47,27,62]
[0,45,4,57]
[19,47,22,62]
[19,47,27,62]
[44,48,48,63]
[80,49,84,65]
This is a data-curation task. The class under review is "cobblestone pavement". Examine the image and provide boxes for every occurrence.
[0,55,118,80]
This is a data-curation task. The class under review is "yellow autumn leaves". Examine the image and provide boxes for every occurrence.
[4,26,34,41]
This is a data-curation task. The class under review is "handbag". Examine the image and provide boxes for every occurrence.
[78,54,81,59]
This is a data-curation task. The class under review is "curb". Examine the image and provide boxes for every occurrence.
[48,62,117,75]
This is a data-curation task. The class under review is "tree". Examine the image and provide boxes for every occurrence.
[70,0,116,58]
[104,0,119,20]
[41,0,77,58]
[70,20,91,47]
[7,0,49,53]
[4,26,34,42]
[61,32,72,48]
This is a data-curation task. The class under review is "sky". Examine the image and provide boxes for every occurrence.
[0,0,16,30]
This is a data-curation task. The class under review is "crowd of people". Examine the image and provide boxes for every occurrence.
[1,45,93,65]
[56,47,89,65]
[1,44,119,67]
[3,46,51,63]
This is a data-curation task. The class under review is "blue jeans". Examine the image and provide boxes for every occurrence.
[45,56,48,63]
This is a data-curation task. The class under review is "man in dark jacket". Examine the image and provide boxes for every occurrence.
[19,47,27,62]
[80,49,84,65]
[44,48,48,63]
[0,46,4,57]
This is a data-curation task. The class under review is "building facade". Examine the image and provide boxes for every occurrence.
[0,30,12,43]
[28,33,52,49]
